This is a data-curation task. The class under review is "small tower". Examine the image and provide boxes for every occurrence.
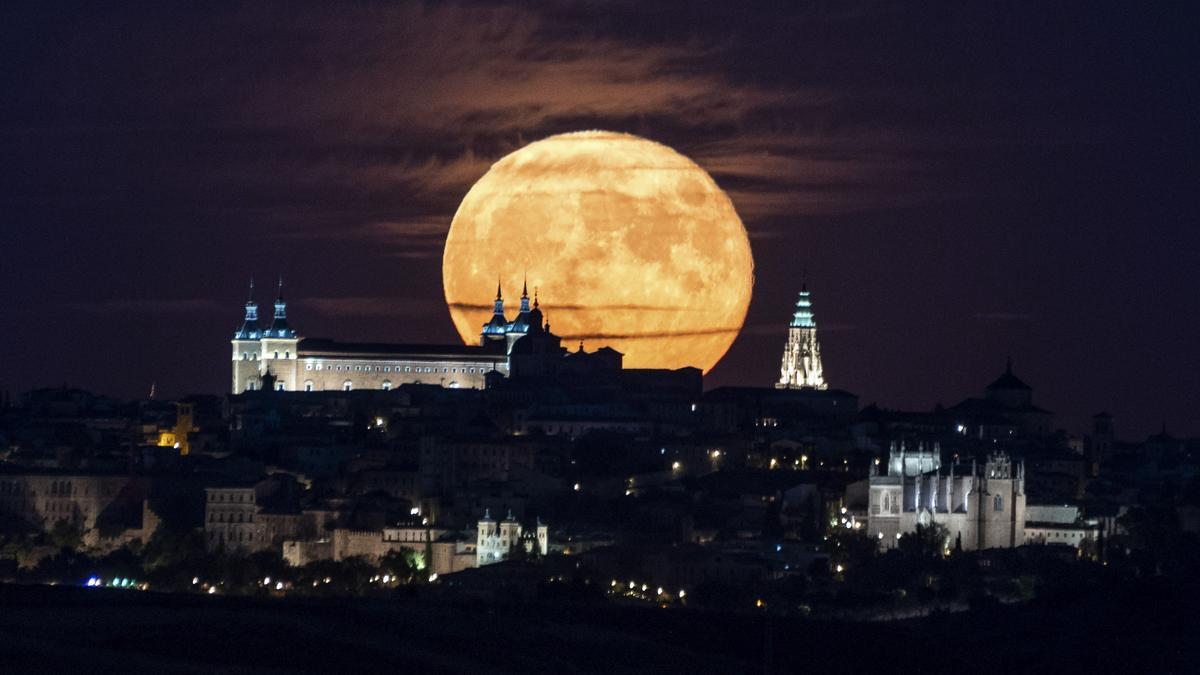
[260,277,300,392]
[776,283,828,390]
[231,279,263,393]
[505,277,535,352]
[481,279,510,344]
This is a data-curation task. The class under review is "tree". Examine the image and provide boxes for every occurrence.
[828,528,878,574]
[48,519,82,550]
[379,549,420,583]
[897,522,950,560]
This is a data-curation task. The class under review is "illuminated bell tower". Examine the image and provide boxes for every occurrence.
[776,283,827,390]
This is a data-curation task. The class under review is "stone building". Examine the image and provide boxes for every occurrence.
[231,279,524,394]
[0,471,139,533]
[204,485,268,553]
[476,510,548,566]
[867,443,1026,552]
[281,524,477,576]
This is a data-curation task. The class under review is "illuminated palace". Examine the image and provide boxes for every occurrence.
[776,283,827,390]
[231,280,550,393]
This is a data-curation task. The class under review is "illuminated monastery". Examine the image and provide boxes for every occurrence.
[231,279,555,394]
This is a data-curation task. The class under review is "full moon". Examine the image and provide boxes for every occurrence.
[442,131,754,374]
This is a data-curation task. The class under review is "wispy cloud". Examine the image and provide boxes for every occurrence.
[71,299,225,314]
[974,312,1033,322]
[301,296,442,317]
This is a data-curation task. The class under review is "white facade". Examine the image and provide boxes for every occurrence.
[476,510,548,566]
[867,451,1026,552]
[230,282,534,394]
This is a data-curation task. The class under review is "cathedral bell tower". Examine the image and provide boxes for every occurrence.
[776,283,828,390]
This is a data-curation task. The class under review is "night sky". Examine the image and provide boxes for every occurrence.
[1,2,1196,438]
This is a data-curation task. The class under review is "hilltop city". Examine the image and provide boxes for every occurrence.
[0,280,1196,626]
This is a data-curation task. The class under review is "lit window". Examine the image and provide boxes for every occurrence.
[382,381,392,391]
[343,381,353,391]
[304,381,313,392]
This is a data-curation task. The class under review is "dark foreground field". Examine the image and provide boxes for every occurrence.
[1,582,1195,674]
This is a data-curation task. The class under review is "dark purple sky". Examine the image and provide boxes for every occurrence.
[1,2,1197,438]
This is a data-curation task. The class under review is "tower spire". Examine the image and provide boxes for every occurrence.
[519,274,530,313]
[493,278,505,315]
[234,277,261,339]
[267,274,295,338]
[482,275,509,339]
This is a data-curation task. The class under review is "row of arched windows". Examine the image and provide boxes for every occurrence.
[239,350,291,360]
[304,363,482,374]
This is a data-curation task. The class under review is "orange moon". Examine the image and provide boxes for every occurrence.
[442,131,754,373]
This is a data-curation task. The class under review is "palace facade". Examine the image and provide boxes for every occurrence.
[230,280,548,394]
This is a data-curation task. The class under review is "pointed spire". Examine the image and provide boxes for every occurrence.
[235,277,261,339]
[492,278,505,316]
[789,284,816,328]
[267,274,295,338]
[533,287,539,309]
[482,275,510,338]
[519,274,530,313]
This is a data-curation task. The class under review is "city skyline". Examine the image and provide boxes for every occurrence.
[1,2,1196,437]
